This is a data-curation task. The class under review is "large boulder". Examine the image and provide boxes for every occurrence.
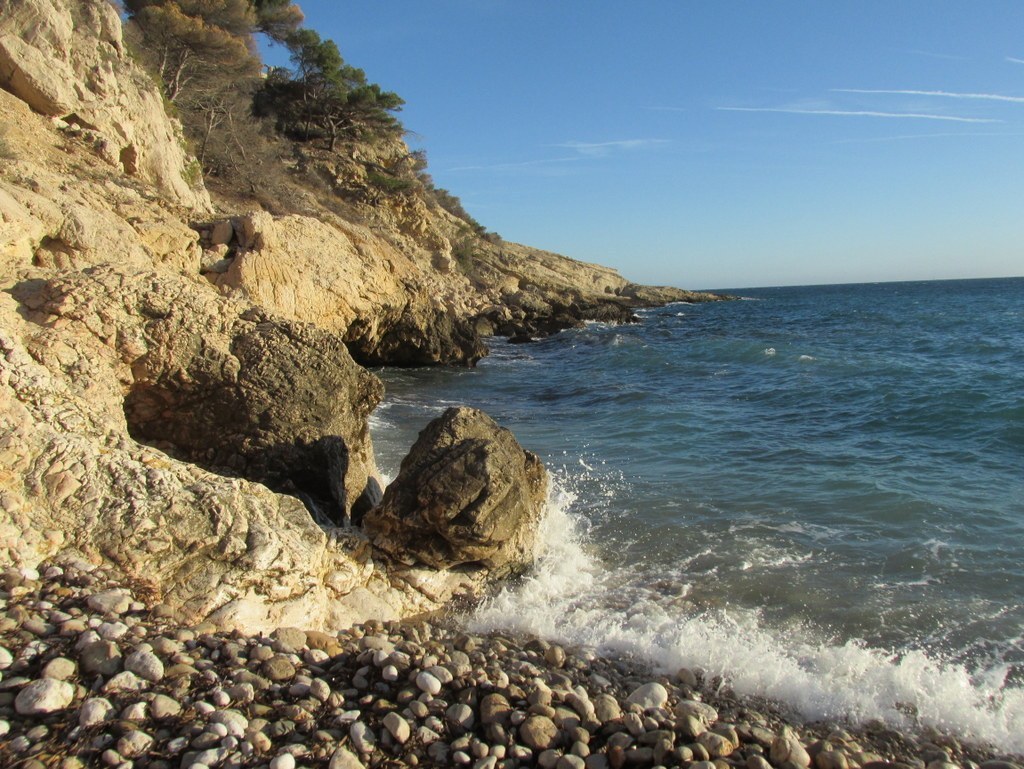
[15,266,383,522]
[365,407,548,577]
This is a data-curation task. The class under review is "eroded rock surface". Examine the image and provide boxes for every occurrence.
[365,407,548,577]
[0,0,210,210]
[210,211,486,366]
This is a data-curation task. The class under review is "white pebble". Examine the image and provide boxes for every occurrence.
[309,678,331,702]
[117,729,154,758]
[97,621,129,640]
[211,689,231,707]
[207,722,229,738]
[80,698,114,727]
[625,682,668,710]
[416,670,442,695]
[209,709,248,737]
[383,711,411,744]
[15,678,74,714]
[124,649,164,682]
[350,720,376,753]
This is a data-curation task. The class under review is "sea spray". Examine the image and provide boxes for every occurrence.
[371,277,1024,754]
[470,474,1024,752]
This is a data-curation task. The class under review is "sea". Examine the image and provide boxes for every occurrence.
[368,277,1024,752]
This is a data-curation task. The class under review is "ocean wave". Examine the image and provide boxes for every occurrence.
[471,476,1024,753]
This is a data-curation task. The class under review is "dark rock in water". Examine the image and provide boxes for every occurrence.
[347,304,487,367]
[364,407,548,576]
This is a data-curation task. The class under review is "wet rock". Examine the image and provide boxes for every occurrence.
[365,407,548,577]
[626,682,668,710]
[772,728,813,768]
[594,693,622,723]
[697,730,735,758]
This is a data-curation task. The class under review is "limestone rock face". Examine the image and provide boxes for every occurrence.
[213,211,485,366]
[15,267,382,521]
[0,0,210,211]
[365,407,548,577]
[0,266,468,631]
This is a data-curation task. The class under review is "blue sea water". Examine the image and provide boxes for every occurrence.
[369,277,1024,751]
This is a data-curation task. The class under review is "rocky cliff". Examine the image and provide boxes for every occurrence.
[0,0,720,633]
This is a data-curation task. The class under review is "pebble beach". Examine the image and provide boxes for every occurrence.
[1,560,1021,769]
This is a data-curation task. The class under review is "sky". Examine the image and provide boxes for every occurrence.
[266,2,1024,289]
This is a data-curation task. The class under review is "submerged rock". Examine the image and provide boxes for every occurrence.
[365,407,548,576]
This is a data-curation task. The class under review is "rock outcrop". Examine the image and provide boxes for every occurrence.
[0,0,210,211]
[365,407,548,578]
[13,267,381,519]
[206,210,487,366]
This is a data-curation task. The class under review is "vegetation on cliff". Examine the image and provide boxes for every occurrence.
[120,0,489,241]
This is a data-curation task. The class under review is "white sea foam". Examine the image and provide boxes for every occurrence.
[471,477,1024,753]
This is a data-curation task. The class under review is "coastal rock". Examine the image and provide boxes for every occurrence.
[0,0,210,210]
[0,261,454,631]
[772,728,813,768]
[0,0,723,639]
[215,211,485,366]
[365,407,548,576]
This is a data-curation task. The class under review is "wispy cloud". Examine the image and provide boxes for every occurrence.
[833,88,1024,103]
[1007,57,1024,65]
[830,131,1024,144]
[446,156,583,173]
[554,139,669,156]
[906,49,969,61]
[718,106,1000,124]
[445,139,668,173]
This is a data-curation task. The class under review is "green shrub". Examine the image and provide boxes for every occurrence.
[182,158,203,189]
[366,169,415,194]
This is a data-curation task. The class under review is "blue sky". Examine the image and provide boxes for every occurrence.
[270,2,1024,289]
